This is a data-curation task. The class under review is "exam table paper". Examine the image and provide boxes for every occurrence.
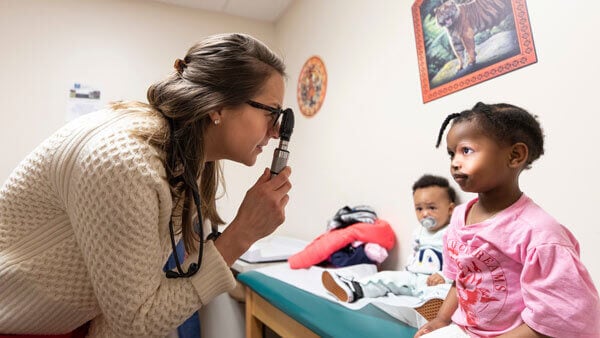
[253,264,433,328]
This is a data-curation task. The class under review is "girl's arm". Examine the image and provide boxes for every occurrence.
[498,324,549,338]
[414,282,458,337]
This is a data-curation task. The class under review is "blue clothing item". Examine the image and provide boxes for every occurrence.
[163,241,201,338]
[329,244,375,267]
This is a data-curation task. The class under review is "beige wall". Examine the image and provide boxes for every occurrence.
[0,0,276,181]
[2,0,600,335]
[0,3,274,335]
[270,0,600,289]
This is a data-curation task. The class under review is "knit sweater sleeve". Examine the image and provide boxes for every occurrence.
[66,131,235,336]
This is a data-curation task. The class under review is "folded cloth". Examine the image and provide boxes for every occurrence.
[289,219,395,269]
[326,205,378,230]
[329,244,375,267]
[364,242,388,263]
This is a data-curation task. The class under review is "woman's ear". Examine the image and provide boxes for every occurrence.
[208,111,221,125]
[508,142,529,168]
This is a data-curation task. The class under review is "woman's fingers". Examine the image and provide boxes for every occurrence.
[276,181,292,199]
[268,166,291,190]
[281,194,290,208]
[244,167,291,219]
[255,167,271,184]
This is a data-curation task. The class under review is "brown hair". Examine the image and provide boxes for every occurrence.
[412,174,458,204]
[114,33,286,252]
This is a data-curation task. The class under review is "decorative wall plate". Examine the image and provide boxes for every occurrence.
[297,56,327,117]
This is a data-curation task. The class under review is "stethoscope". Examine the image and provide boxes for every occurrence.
[164,117,219,279]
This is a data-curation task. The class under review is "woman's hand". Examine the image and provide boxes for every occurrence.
[413,317,451,337]
[214,167,292,265]
[234,166,292,240]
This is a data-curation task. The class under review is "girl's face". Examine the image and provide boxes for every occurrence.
[446,120,513,194]
[206,73,284,166]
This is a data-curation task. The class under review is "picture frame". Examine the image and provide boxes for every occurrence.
[412,0,537,103]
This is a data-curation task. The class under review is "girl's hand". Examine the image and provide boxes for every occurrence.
[413,317,451,338]
[215,167,292,265]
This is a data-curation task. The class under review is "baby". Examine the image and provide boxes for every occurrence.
[322,174,456,303]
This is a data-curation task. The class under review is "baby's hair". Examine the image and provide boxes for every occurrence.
[435,102,545,168]
[412,174,458,204]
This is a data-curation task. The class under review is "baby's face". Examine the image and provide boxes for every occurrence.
[413,186,455,232]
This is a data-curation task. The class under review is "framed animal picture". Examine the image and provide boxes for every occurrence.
[412,0,537,103]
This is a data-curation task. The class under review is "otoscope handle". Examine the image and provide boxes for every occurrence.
[270,141,289,178]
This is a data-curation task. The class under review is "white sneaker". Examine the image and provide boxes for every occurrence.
[321,270,364,303]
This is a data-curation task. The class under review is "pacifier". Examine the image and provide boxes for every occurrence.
[420,217,437,230]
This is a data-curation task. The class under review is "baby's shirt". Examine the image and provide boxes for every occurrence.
[443,194,600,338]
[405,226,449,281]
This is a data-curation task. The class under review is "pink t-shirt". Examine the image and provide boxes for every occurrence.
[443,194,600,337]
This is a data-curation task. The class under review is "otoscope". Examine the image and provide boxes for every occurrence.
[270,108,295,178]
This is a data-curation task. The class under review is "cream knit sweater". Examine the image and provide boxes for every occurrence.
[0,109,236,336]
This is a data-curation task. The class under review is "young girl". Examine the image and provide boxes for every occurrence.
[415,102,600,338]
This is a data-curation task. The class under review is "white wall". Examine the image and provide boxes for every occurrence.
[0,0,276,181]
[2,0,600,335]
[265,0,600,290]
[0,1,274,337]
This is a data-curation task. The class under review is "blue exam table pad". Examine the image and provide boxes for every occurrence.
[238,270,418,338]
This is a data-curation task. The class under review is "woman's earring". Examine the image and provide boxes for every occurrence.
[214,119,221,125]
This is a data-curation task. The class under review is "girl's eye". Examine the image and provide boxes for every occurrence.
[429,206,437,211]
[415,207,422,212]
[462,147,473,155]
[447,150,455,159]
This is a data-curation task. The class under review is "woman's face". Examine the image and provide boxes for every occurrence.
[206,73,284,166]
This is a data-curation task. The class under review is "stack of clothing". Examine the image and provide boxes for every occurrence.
[289,205,396,269]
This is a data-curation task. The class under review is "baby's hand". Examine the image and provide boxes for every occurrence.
[426,273,445,286]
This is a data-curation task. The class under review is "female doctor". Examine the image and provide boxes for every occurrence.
[0,32,292,337]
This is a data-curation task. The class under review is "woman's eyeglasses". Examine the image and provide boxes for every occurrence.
[246,100,283,127]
